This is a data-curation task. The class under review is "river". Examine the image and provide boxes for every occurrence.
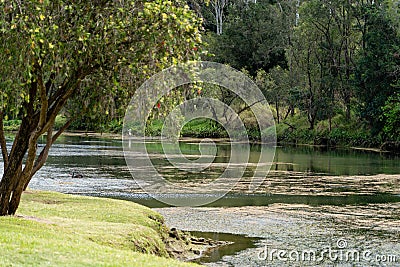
[16,135,400,266]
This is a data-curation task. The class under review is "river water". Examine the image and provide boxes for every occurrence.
[15,135,400,266]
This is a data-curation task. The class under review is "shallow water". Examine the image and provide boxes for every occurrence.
[189,231,260,264]
[2,135,399,266]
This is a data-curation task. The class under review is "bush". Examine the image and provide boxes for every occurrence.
[54,115,67,130]
[181,119,227,138]
[274,113,382,147]
[382,93,400,141]
[107,119,123,133]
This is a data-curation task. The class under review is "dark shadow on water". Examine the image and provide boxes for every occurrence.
[95,193,400,209]
[188,231,260,264]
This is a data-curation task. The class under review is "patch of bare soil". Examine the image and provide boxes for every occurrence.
[16,215,55,225]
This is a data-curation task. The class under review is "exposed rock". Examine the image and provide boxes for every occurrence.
[164,227,233,262]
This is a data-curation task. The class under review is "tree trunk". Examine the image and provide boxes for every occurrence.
[0,155,30,216]
[308,114,315,130]
[0,117,33,215]
[344,94,351,120]
[7,181,25,216]
[0,165,26,216]
[275,99,280,124]
[0,164,33,215]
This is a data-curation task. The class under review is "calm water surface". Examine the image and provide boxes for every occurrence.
[25,135,400,204]
[14,135,399,266]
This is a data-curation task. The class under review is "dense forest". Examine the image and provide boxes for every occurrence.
[2,0,400,148]
[197,0,400,148]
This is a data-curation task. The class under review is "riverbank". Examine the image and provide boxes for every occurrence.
[0,190,204,266]
[133,117,400,153]
[3,116,399,153]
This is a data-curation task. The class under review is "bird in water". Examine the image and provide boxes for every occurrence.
[72,172,84,178]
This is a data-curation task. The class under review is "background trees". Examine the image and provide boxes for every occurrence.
[62,0,400,144]
[200,0,399,143]
[353,3,400,134]
[205,0,288,75]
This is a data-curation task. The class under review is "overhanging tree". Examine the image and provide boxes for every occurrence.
[0,0,202,216]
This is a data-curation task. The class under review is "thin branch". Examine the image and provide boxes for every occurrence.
[35,60,48,129]
[32,113,81,177]
[31,124,53,178]
[283,122,296,130]
[236,99,266,116]
[14,0,23,14]
[51,116,75,143]
[19,128,40,189]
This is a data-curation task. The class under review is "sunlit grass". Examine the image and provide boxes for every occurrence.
[0,190,197,266]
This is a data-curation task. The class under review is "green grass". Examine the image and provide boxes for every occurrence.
[0,190,197,267]
[181,118,227,138]
[140,118,228,138]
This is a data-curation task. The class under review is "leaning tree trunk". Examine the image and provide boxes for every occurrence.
[0,115,72,216]
[0,65,80,216]
[0,116,34,215]
[0,169,26,216]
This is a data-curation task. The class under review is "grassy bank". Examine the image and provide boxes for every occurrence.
[145,116,388,149]
[0,190,197,267]
[145,119,228,138]
[273,114,385,148]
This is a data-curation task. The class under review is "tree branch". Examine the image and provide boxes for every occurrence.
[283,122,296,130]
[35,60,48,129]
[31,115,77,177]
[8,81,38,161]
[31,124,53,179]
[19,128,40,189]
[236,99,266,116]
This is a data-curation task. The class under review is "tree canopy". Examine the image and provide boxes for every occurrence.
[0,0,203,215]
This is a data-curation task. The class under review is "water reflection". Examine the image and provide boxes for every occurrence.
[0,135,397,203]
